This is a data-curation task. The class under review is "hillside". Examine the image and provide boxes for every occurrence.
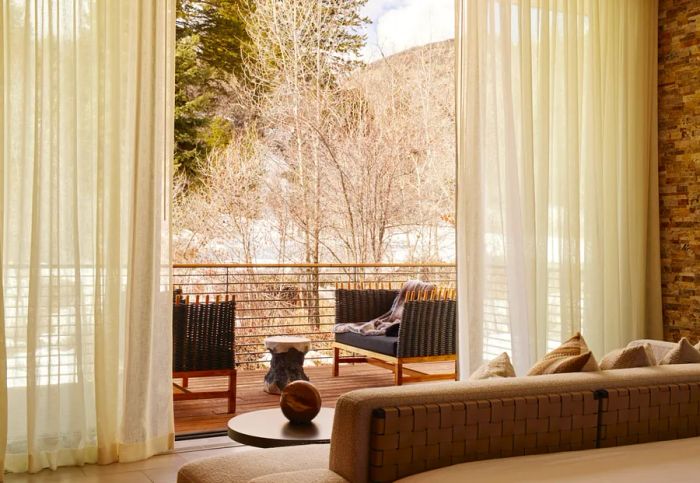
[174,38,456,264]
[354,39,454,121]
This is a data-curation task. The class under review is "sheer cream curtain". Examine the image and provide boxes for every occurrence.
[1,0,175,474]
[455,0,662,377]
[0,3,6,476]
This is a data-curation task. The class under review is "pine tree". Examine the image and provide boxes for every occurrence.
[246,0,368,91]
[178,0,252,80]
[174,0,252,184]
[174,34,215,182]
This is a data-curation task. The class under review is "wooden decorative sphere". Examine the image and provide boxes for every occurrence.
[280,380,322,424]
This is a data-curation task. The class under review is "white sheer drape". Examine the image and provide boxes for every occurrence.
[455,0,662,377]
[1,0,175,473]
[0,3,6,474]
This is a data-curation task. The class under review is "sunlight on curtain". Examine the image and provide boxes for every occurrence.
[0,2,6,476]
[455,0,661,376]
[1,0,175,473]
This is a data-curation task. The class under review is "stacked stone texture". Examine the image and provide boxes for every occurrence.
[659,0,700,341]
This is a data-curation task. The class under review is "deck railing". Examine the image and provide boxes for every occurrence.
[173,262,457,369]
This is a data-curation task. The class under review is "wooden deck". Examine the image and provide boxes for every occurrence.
[174,362,455,434]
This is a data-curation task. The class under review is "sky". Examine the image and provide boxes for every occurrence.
[360,0,455,62]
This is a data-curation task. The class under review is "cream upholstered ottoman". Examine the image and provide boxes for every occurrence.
[176,444,347,483]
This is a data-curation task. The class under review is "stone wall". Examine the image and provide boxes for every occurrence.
[658,0,700,341]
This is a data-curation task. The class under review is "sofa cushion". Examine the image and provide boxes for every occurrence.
[335,332,398,356]
[659,338,700,365]
[469,352,516,380]
[395,436,700,483]
[527,332,599,375]
[249,469,348,483]
[177,444,330,483]
[600,344,656,370]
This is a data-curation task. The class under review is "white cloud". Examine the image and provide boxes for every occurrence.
[361,0,405,20]
[360,0,454,62]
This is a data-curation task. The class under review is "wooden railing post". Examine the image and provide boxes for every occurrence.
[225,266,230,298]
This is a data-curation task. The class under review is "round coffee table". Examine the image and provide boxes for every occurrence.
[228,407,334,447]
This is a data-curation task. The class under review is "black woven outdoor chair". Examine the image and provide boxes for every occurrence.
[173,294,237,413]
[332,285,457,385]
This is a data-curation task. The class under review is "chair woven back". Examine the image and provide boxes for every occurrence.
[398,299,456,357]
[173,299,236,372]
[335,289,398,325]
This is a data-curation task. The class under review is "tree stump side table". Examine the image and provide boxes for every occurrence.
[263,336,311,394]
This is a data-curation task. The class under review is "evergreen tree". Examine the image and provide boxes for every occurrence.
[174,34,215,182]
[174,0,252,184]
[246,0,368,90]
[178,0,252,80]
[319,0,369,76]
[174,0,368,185]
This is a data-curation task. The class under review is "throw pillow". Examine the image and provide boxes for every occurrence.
[627,339,676,363]
[660,337,700,365]
[470,352,516,380]
[527,332,599,375]
[600,344,656,370]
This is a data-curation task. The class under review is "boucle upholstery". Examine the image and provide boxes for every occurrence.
[249,469,349,483]
[176,444,330,483]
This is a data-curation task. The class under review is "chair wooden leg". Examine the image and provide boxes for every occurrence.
[182,377,189,388]
[394,362,403,386]
[333,347,340,377]
[227,370,237,413]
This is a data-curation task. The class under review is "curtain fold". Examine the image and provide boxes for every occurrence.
[0,2,6,477]
[455,0,661,377]
[1,0,175,473]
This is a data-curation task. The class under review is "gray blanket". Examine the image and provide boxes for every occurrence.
[333,279,435,336]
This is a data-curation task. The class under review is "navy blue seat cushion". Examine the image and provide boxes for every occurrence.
[335,331,398,357]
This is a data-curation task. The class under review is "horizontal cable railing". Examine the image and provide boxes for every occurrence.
[173,262,457,369]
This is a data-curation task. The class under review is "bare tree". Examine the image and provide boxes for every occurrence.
[173,127,265,264]
[242,0,368,326]
[173,4,456,268]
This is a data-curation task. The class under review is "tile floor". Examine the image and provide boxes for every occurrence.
[3,437,253,483]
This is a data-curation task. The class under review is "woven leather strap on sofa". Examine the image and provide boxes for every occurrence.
[367,381,700,483]
[599,382,700,447]
[328,366,700,483]
[369,392,599,482]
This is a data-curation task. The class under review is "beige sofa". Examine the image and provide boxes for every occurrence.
[178,341,700,483]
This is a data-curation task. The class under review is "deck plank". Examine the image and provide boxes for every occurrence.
[174,362,455,434]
